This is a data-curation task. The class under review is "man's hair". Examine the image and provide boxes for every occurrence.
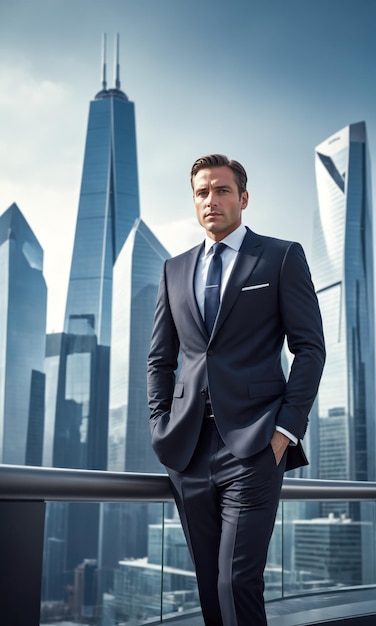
[190,154,247,197]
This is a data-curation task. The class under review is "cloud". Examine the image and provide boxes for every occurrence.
[148,217,203,257]
[0,62,85,180]
[0,63,84,332]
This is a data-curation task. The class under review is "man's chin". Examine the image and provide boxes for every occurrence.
[204,222,223,234]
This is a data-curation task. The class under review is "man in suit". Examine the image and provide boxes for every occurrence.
[147,154,325,626]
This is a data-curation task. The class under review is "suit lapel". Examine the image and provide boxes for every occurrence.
[184,242,207,334]
[211,229,264,338]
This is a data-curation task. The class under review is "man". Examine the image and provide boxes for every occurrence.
[147,154,325,626]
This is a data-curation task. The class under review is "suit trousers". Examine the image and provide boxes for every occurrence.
[167,417,287,626]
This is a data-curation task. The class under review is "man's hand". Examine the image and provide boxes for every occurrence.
[270,430,290,466]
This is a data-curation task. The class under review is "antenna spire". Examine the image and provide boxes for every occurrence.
[101,33,107,90]
[115,33,121,90]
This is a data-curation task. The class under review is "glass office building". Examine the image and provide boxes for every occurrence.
[98,218,170,600]
[48,41,141,474]
[108,217,169,474]
[45,332,109,470]
[43,42,143,600]
[293,516,375,588]
[312,121,375,483]
[64,66,140,347]
[0,203,46,465]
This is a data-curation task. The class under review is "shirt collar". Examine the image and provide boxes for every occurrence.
[204,224,247,255]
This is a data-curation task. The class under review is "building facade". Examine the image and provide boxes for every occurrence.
[56,43,141,473]
[113,518,198,623]
[43,38,143,602]
[293,516,374,588]
[108,217,169,474]
[312,121,375,484]
[64,58,140,347]
[0,203,46,465]
[98,218,170,599]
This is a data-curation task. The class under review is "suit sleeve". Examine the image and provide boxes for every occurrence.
[276,242,325,439]
[147,262,180,420]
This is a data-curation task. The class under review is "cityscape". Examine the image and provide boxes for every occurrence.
[1,2,376,625]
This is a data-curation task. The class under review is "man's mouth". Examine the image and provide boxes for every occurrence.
[205,211,221,218]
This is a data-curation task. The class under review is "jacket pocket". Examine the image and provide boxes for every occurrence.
[248,381,285,398]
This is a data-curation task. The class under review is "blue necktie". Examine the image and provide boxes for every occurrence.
[204,242,226,334]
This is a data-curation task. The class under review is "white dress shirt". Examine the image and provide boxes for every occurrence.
[195,224,297,446]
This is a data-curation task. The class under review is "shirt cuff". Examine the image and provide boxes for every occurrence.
[276,425,298,446]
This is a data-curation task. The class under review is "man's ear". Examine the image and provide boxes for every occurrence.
[241,191,249,210]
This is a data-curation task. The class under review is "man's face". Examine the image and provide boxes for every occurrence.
[192,166,248,241]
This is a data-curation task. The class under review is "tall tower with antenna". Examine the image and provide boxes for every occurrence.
[43,35,142,601]
[43,34,171,610]
[46,33,141,475]
[64,33,140,347]
[50,33,141,473]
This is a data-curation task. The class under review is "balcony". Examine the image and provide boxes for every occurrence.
[0,464,376,626]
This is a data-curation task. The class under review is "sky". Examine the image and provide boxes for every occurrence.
[0,0,375,331]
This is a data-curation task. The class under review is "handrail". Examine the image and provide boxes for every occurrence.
[0,464,376,502]
[0,464,172,502]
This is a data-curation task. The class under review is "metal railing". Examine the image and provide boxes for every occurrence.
[1,463,376,502]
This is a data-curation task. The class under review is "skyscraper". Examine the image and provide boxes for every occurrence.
[312,121,375,483]
[108,217,169,474]
[0,203,46,465]
[98,219,170,591]
[43,35,143,598]
[47,34,141,473]
[64,33,140,347]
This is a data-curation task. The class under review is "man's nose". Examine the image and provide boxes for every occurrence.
[206,191,217,207]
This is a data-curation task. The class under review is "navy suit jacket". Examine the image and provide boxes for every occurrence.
[147,228,325,472]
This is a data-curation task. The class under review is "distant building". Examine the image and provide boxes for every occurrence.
[43,537,66,601]
[148,518,194,572]
[0,203,46,465]
[100,593,116,626]
[293,515,375,589]
[319,407,350,517]
[43,37,173,613]
[64,34,140,348]
[114,558,198,622]
[43,35,142,600]
[319,408,349,480]
[112,519,198,622]
[108,217,169,474]
[73,559,98,621]
[312,122,375,483]
[45,332,108,470]
[57,35,141,473]
[98,218,170,594]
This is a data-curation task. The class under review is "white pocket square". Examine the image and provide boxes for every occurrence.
[241,283,270,291]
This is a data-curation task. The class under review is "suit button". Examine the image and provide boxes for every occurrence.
[208,350,213,356]
[200,389,206,396]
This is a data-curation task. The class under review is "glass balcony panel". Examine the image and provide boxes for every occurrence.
[160,509,200,621]
[281,500,376,597]
[40,501,166,625]
[38,494,376,625]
